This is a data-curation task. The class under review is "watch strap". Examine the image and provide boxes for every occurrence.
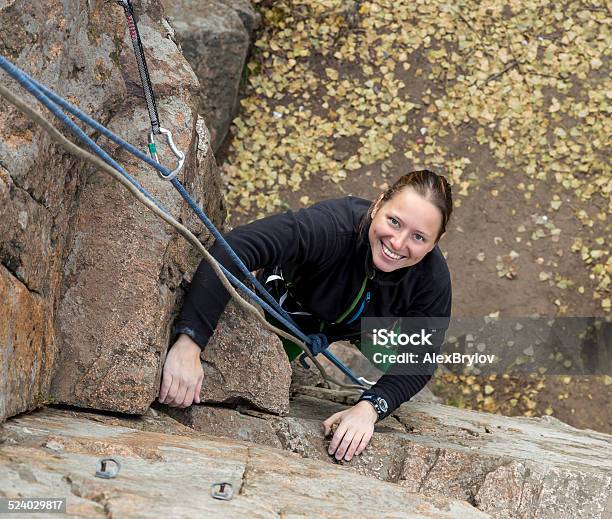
[358,393,388,421]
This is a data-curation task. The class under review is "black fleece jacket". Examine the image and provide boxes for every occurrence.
[175,196,452,418]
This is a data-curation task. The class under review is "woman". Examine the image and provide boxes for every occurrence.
[160,169,452,462]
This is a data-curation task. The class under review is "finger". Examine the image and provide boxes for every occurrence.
[322,419,334,436]
[344,432,365,461]
[159,373,172,402]
[355,431,373,456]
[180,384,196,408]
[194,376,203,404]
[322,411,342,427]
[322,412,342,436]
[335,429,355,460]
[322,421,330,436]
[171,382,188,408]
[328,424,348,454]
[163,376,180,405]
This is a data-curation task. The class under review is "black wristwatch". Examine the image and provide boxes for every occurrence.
[358,394,389,422]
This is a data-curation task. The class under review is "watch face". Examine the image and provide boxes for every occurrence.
[378,398,388,413]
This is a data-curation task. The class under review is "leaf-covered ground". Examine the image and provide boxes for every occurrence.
[219,0,611,432]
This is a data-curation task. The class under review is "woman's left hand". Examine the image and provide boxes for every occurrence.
[322,401,378,461]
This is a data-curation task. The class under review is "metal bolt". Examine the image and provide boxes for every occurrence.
[95,458,121,479]
[211,482,233,501]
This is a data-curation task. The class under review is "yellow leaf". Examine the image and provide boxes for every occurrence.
[325,68,339,81]
[498,48,510,64]
[550,200,562,210]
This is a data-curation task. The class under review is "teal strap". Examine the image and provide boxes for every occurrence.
[335,276,368,323]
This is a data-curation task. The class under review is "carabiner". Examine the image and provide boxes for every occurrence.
[357,376,376,387]
[148,127,185,180]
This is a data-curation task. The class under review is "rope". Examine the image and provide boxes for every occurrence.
[0,60,368,392]
[0,56,303,341]
[1,60,309,345]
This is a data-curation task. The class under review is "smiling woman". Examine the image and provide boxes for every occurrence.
[160,169,453,462]
[368,171,452,271]
[370,189,444,270]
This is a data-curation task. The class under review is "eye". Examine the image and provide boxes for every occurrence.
[414,233,426,242]
[388,217,399,227]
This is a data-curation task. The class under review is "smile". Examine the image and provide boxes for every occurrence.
[381,240,405,261]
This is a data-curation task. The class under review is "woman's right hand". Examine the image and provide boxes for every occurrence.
[159,333,204,408]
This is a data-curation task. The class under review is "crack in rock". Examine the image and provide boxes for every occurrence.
[417,448,441,493]
[238,446,253,496]
[62,474,110,518]
[387,443,409,484]
[391,412,414,433]
[11,177,51,212]
[469,459,517,511]
[0,259,42,296]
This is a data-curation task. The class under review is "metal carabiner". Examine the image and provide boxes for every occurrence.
[357,376,376,387]
[148,127,185,181]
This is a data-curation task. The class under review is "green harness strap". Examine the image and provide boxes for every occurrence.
[334,276,368,323]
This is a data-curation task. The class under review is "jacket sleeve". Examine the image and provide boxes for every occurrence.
[360,274,452,419]
[174,203,344,350]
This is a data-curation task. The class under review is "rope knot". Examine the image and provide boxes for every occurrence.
[306,333,330,356]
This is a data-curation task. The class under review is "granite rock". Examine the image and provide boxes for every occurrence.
[162,0,256,150]
[200,299,292,415]
[0,0,224,419]
[173,388,612,519]
[0,408,489,518]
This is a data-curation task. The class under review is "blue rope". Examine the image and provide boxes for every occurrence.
[0,56,307,342]
[0,55,366,387]
[0,56,165,214]
[2,58,302,335]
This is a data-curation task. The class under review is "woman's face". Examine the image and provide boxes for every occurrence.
[368,188,442,272]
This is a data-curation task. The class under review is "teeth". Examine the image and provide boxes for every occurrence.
[382,242,402,260]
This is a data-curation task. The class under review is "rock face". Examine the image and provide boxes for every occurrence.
[200,299,292,415]
[0,0,224,420]
[0,408,489,518]
[171,389,612,519]
[0,265,54,422]
[162,0,261,151]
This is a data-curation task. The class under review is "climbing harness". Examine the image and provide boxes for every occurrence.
[0,3,371,390]
[116,0,184,180]
[263,269,375,385]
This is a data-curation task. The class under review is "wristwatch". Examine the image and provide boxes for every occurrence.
[358,394,389,422]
